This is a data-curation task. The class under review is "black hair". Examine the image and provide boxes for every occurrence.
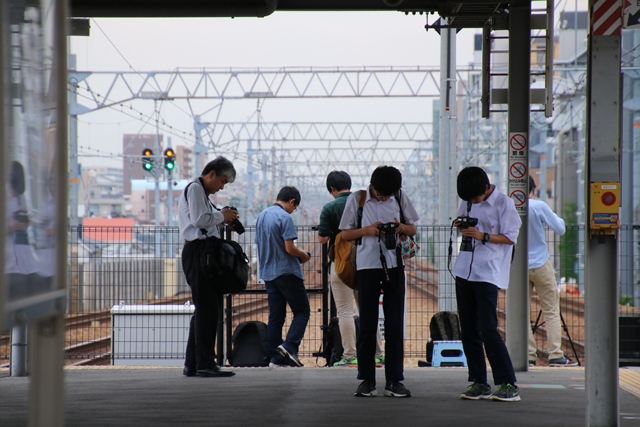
[201,156,236,183]
[529,176,537,194]
[326,170,352,193]
[456,166,490,201]
[276,186,301,206]
[10,161,26,195]
[370,166,402,196]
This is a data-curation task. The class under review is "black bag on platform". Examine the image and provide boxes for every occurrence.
[229,321,269,367]
[201,236,249,294]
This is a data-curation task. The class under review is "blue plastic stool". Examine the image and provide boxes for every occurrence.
[431,340,467,367]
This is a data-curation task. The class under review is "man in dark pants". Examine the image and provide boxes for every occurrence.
[178,156,239,377]
[255,186,311,368]
[453,166,522,401]
[339,166,419,398]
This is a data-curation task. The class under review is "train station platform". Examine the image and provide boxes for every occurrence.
[1,365,640,426]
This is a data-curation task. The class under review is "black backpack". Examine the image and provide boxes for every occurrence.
[228,321,269,367]
[426,311,462,363]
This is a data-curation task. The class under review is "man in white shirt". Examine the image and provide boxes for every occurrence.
[178,156,239,378]
[527,176,577,367]
[453,166,522,402]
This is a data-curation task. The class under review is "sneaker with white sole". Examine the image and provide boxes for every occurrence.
[277,345,303,367]
[460,382,492,400]
[548,356,578,366]
[384,381,411,398]
[490,383,521,402]
[333,356,357,367]
[354,380,377,397]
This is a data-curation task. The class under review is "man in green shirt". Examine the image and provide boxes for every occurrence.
[317,171,383,367]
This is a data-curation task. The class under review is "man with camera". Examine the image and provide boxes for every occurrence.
[339,166,419,398]
[178,156,240,378]
[316,171,384,367]
[527,176,576,367]
[453,166,522,402]
[255,186,311,368]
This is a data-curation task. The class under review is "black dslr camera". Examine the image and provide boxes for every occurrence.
[224,206,245,235]
[377,222,398,250]
[457,216,478,252]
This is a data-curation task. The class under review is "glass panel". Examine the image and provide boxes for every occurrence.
[3,0,62,307]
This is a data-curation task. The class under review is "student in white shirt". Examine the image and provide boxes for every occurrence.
[453,166,522,402]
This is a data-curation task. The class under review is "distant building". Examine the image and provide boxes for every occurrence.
[122,134,163,196]
[81,167,124,218]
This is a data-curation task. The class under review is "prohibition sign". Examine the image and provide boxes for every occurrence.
[510,189,527,207]
[510,162,527,179]
[510,133,527,151]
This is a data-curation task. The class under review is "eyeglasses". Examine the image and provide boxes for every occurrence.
[290,199,298,211]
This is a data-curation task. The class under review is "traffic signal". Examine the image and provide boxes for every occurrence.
[142,148,154,172]
[164,148,176,171]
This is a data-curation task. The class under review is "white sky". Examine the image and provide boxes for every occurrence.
[70,5,588,169]
[70,12,478,167]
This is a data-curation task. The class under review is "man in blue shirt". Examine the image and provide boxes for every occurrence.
[527,176,577,367]
[453,166,521,402]
[255,186,311,367]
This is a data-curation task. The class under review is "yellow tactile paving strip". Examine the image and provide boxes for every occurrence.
[620,367,640,398]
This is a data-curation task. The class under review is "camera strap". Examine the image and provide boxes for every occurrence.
[378,238,393,285]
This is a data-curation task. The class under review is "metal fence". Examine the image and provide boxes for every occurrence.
[1,224,639,367]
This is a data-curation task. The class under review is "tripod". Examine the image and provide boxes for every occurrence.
[531,309,581,366]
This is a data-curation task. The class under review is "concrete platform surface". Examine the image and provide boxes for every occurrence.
[1,366,640,426]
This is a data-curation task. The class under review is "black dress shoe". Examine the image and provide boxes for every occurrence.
[183,367,196,377]
[196,366,236,377]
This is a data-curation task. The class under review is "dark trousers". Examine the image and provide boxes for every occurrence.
[455,277,517,386]
[265,274,310,360]
[356,267,405,383]
[183,239,222,371]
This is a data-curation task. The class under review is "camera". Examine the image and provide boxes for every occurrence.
[224,206,245,235]
[14,210,29,223]
[456,216,478,252]
[377,222,398,250]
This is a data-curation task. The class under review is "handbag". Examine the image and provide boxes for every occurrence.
[395,190,420,260]
[398,234,420,260]
[201,235,249,294]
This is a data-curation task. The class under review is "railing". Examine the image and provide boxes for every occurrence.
[1,224,638,367]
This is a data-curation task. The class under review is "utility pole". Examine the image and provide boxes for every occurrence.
[437,18,458,312]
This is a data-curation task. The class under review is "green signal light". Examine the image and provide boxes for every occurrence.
[164,148,176,171]
[143,161,154,171]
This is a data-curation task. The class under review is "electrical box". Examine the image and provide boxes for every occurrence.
[589,182,620,232]
[111,304,194,366]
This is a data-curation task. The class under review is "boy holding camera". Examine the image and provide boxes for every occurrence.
[339,166,419,398]
[453,166,522,402]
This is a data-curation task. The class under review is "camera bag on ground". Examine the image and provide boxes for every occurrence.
[329,190,366,290]
[426,311,462,363]
[228,321,269,367]
[184,182,249,294]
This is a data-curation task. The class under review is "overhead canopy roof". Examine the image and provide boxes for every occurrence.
[69,0,510,29]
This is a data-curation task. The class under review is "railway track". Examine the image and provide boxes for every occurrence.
[1,262,589,366]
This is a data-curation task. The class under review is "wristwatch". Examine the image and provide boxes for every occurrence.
[482,233,490,244]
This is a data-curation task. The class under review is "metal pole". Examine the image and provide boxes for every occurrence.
[10,325,27,376]
[437,20,457,312]
[506,1,531,372]
[585,31,621,426]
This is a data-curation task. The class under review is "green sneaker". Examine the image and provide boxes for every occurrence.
[460,382,492,400]
[375,354,385,367]
[490,383,521,402]
[333,356,357,367]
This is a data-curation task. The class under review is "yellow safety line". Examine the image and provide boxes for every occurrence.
[620,368,640,399]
